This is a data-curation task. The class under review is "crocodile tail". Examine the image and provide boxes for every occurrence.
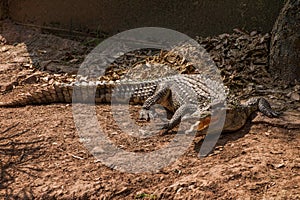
[0,79,159,107]
[0,84,72,107]
[0,81,128,107]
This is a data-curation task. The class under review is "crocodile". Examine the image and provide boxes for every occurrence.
[0,74,279,133]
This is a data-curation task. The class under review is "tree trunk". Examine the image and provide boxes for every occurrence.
[269,0,300,84]
[0,0,9,20]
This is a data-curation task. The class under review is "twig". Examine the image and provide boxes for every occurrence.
[71,155,84,160]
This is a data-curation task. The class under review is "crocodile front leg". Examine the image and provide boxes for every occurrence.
[139,84,171,121]
[244,97,280,117]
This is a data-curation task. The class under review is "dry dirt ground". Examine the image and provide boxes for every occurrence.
[0,21,299,199]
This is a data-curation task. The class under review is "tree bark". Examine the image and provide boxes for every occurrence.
[0,0,9,20]
[269,0,300,84]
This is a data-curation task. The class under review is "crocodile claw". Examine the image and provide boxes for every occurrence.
[139,109,157,121]
[258,98,280,118]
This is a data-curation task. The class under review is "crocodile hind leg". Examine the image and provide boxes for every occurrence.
[160,103,199,131]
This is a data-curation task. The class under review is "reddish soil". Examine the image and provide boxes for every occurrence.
[0,20,299,199]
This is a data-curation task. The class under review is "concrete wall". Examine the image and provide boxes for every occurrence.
[7,0,284,37]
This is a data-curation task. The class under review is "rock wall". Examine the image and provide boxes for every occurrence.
[7,0,284,37]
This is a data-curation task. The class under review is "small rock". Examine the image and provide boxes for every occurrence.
[42,76,49,82]
[265,129,272,136]
[290,92,300,101]
[294,84,300,91]
[250,31,257,36]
